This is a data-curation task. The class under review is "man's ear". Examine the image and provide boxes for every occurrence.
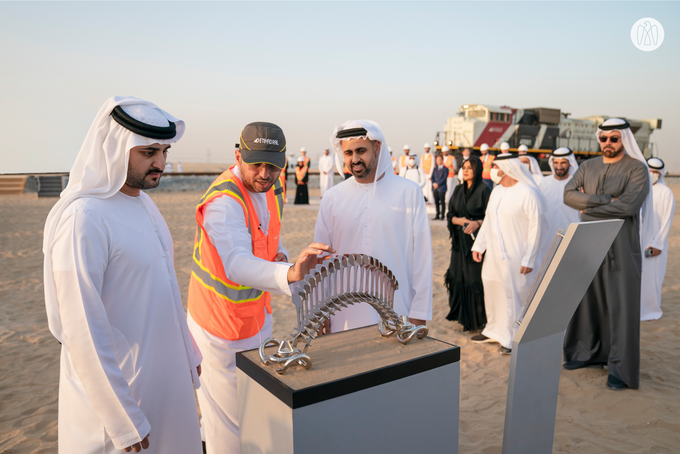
[374,140,381,154]
[235,149,242,165]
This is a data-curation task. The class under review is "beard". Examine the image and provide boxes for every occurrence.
[555,167,569,178]
[350,159,375,180]
[602,146,623,158]
[126,166,163,190]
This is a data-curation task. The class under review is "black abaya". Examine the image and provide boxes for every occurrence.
[445,172,491,331]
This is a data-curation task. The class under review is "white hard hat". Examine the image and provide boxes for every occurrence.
[500,142,510,151]
[300,147,306,152]
[518,144,529,153]
[404,144,410,150]
[442,146,450,152]
[480,143,489,151]
[297,156,304,162]
[424,143,431,148]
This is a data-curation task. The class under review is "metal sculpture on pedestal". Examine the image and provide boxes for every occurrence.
[259,254,428,374]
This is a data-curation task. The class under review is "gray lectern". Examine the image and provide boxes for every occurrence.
[502,220,623,454]
[236,325,460,454]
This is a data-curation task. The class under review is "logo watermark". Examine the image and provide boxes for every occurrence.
[631,18,664,51]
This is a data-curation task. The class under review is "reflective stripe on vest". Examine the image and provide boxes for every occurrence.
[188,167,284,340]
[482,155,495,179]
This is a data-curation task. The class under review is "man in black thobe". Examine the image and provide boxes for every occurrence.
[562,118,651,391]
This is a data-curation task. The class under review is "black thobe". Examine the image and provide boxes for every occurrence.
[445,179,491,331]
[294,167,309,205]
[563,155,650,388]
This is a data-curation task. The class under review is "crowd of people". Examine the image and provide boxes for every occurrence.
[43,96,674,453]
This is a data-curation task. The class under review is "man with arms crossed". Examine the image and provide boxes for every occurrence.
[44,97,203,453]
[314,120,432,333]
[187,122,333,453]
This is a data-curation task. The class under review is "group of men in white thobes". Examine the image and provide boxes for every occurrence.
[44,97,432,454]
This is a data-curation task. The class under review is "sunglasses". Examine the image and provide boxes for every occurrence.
[599,136,620,143]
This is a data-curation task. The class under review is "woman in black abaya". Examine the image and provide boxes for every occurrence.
[445,155,491,332]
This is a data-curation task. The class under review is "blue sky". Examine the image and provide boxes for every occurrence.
[1,1,679,173]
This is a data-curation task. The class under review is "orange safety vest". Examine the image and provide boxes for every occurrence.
[399,154,410,170]
[343,164,351,175]
[444,155,455,178]
[188,167,286,341]
[481,154,495,179]
[302,156,310,169]
[421,153,433,175]
[295,165,307,184]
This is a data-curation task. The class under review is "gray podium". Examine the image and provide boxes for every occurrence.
[236,325,460,454]
[502,220,623,454]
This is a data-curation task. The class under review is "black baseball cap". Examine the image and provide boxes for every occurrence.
[239,122,286,169]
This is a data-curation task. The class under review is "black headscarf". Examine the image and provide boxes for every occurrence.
[461,155,483,200]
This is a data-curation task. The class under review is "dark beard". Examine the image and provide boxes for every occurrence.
[126,167,163,189]
[602,147,623,158]
[555,168,568,178]
[351,160,375,179]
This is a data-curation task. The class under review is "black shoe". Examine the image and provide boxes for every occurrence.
[471,334,497,344]
[432,216,440,220]
[606,374,627,391]
[563,360,587,370]
[499,346,512,355]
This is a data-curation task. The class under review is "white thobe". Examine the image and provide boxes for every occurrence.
[420,153,435,203]
[538,175,580,235]
[399,165,426,188]
[532,174,544,184]
[640,182,675,321]
[190,165,292,454]
[318,155,335,197]
[314,173,433,332]
[472,184,550,349]
[51,191,202,454]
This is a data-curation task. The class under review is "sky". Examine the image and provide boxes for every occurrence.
[1,1,679,173]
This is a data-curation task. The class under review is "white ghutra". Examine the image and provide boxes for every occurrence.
[259,254,428,374]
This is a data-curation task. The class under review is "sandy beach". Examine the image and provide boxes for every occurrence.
[1,185,679,454]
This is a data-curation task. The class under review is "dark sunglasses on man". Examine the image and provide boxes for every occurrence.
[599,136,620,143]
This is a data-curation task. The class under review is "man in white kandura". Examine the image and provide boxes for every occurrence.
[421,142,435,203]
[314,120,433,333]
[640,158,675,321]
[318,147,335,197]
[470,153,551,355]
[518,144,544,184]
[399,154,426,189]
[186,122,333,454]
[538,147,580,235]
[43,97,203,453]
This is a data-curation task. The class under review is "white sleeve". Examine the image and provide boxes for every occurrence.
[52,210,151,450]
[204,196,292,296]
[650,189,675,251]
[471,213,489,254]
[418,168,426,188]
[521,192,544,269]
[408,191,433,321]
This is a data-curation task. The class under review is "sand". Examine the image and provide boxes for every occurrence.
[1,186,679,453]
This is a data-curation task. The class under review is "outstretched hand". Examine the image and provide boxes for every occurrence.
[287,242,335,283]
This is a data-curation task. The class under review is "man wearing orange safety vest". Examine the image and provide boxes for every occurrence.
[420,143,434,203]
[480,143,495,189]
[398,144,414,174]
[300,147,310,170]
[442,146,457,204]
[187,122,334,454]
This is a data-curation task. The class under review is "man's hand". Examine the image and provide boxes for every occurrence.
[433,183,439,190]
[287,243,335,283]
[520,266,533,275]
[124,433,150,452]
[472,251,483,263]
[273,252,288,262]
[317,319,331,336]
[648,247,662,257]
